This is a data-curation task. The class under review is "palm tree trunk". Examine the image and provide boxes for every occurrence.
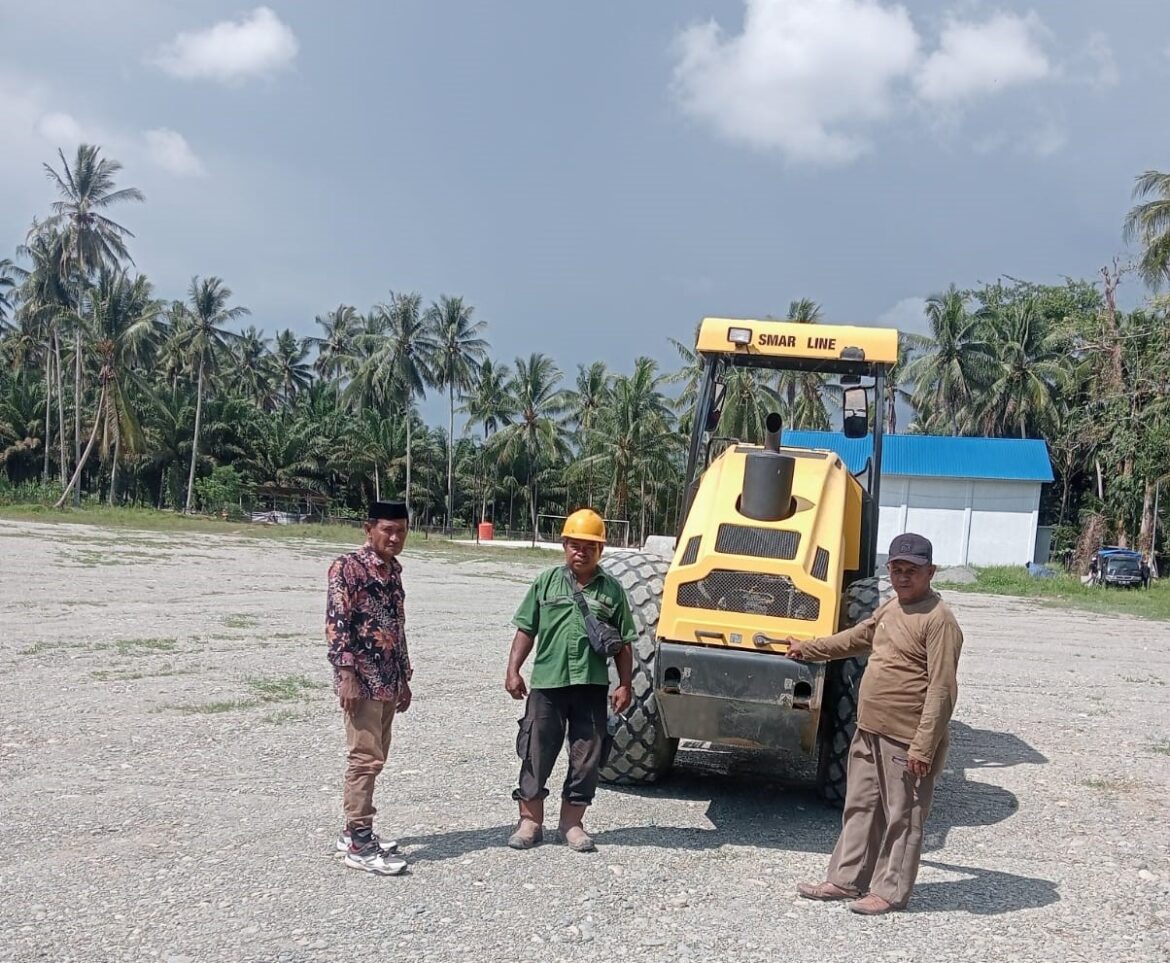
[43,342,53,483]
[530,477,538,547]
[639,473,647,545]
[405,416,413,513]
[55,384,107,508]
[109,431,120,507]
[185,354,205,513]
[374,464,381,501]
[73,313,82,505]
[446,383,455,534]
[54,333,67,485]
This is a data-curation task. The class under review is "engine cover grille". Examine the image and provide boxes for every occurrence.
[714,524,800,560]
[676,570,821,621]
[811,547,830,581]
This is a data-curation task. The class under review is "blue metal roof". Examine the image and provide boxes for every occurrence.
[781,431,1054,483]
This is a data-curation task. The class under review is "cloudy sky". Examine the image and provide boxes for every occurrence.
[2,1,1167,420]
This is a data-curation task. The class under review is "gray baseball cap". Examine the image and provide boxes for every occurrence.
[888,532,932,565]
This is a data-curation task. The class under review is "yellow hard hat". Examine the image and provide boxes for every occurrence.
[562,508,606,543]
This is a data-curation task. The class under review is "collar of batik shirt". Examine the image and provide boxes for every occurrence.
[357,544,400,577]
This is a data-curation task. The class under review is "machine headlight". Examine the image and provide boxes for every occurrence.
[727,326,752,346]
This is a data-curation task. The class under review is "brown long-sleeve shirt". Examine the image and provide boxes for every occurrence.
[801,590,963,765]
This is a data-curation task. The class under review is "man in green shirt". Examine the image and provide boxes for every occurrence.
[505,509,637,852]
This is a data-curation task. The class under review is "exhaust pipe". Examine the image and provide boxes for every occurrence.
[742,412,795,521]
[764,411,782,452]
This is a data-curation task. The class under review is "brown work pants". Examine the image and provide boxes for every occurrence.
[342,698,396,831]
[826,728,946,908]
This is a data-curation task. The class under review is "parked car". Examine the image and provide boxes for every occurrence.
[1091,547,1144,588]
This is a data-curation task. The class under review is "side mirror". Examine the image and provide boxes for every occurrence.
[842,386,869,439]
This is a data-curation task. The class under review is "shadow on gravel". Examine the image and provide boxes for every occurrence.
[912,860,1060,915]
[927,721,1048,852]
[402,721,1056,916]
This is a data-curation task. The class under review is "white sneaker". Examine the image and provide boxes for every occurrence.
[335,830,399,855]
[344,839,407,876]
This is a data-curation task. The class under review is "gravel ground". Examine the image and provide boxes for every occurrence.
[1,519,1169,963]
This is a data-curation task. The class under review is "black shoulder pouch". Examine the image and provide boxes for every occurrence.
[565,567,626,659]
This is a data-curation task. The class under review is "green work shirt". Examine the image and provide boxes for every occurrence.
[513,565,638,689]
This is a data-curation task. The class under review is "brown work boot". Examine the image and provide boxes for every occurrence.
[557,802,596,852]
[797,880,860,901]
[507,798,544,850]
[848,894,896,915]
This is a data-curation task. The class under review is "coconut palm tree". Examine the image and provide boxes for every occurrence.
[37,145,143,500]
[776,298,831,429]
[1123,170,1170,290]
[229,326,277,409]
[423,295,488,531]
[14,230,71,483]
[0,258,18,327]
[667,322,704,415]
[903,285,995,435]
[272,329,313,403]
[54,270,161,506]
[490,353,569,538]
[310,304,361,379]
[584,357,677,537]
[176,277,248,512]
[348,291,437,510]
[976,299,1069,439]
[461,358,515,522]
[567,361,609,507]
[88,270,161,503]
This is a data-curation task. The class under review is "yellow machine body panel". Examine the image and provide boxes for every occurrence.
[659,443,865,653]
[697,317,899,366]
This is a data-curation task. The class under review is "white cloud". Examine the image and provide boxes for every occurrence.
[36,111,86,145]
[876,296,929,336]
[915,12,1051,105]
[144,128,205,177]
[1083,32,1119,88]
[1023,121,1067,158]
[671,0,921,165]
[152,6,298,83]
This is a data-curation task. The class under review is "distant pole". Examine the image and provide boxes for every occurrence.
[1152,479,1161,578]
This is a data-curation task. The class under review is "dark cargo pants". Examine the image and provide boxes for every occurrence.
[512,684,609,806]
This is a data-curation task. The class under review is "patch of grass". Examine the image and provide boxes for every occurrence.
[246,674,324,702]
[0,504,556,563]
[176,700,249,715]
[221,613,259,629]
[948,566,1170,621]
[1151,741,1170,756]
[172,673,324,715]
[102,637,179,656]
[262,707,312,724]
[92,663,194,682]
[0,504,364,544]
[1121,674,1166,686]
[18,640,69,656]
[1082,775,1144,794]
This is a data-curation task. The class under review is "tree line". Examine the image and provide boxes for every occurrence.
[1,145,1168,557]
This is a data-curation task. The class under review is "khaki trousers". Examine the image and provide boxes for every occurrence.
[343,698,396,830]
[826,728,946,908]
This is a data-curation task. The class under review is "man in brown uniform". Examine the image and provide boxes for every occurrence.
[789,533,964,915]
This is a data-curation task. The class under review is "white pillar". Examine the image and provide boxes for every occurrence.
[960,480,974,565]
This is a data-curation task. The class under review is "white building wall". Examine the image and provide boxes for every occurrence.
[876,475,1042,567]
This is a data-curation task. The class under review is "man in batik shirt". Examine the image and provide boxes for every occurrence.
[325,501,413,876]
